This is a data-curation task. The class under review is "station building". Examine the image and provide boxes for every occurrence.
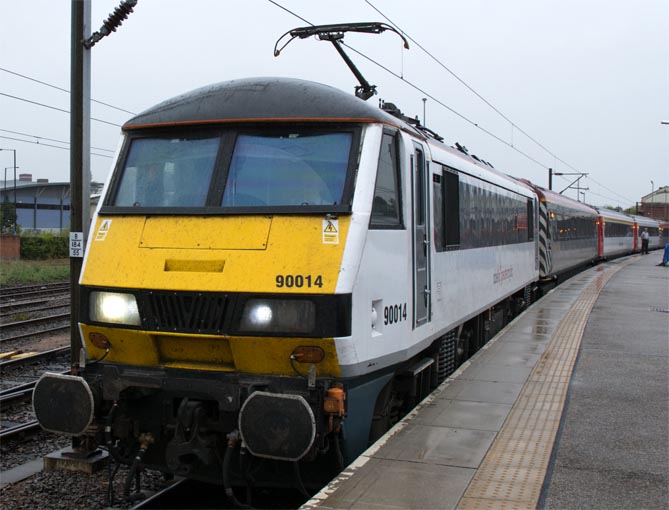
[0,174,102,233]
[639,186,669,222]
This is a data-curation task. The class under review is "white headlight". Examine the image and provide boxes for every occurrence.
[90,291,141,326]
[239,299,315,334]
[248,303,273,326]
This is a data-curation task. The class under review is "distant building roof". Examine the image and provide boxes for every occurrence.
[641,186,669,203]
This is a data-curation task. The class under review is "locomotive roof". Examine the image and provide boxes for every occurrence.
[123,77,402,130]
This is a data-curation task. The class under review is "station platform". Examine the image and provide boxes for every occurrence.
[304,253,669,510]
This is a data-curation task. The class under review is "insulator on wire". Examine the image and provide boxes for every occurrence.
[83,0,138,49]
[101,0,138,35]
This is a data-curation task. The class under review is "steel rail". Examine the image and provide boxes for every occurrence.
[0,301,70,318]
[1,313,70,331]
[0,286,71,303]
[0,420,41,441]
[0,369,71,405]
[0,325,70,345]
[0,298,50,313]
[0,282,69,295]
[0,346,70,368]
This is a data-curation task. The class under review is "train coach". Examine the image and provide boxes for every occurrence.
[519,181,598,280]
[595,207,635,260]
[32,75,627,499]
[630,214,663,252]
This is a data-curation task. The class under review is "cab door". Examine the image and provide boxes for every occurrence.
[412,143,431,327]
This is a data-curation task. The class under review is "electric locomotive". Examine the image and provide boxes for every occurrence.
[34,75,542,493]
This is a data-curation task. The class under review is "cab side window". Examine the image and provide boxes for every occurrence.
[370,132,403,228]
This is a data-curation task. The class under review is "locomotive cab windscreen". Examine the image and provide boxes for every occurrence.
[105,127,359,213]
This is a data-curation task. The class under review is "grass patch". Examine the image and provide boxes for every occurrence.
[0,258,70,286]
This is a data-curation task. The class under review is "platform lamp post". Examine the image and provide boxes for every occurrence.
[4,166,18,191]
[0,148,17,233]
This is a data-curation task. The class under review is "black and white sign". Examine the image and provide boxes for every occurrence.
[70,232,84,258]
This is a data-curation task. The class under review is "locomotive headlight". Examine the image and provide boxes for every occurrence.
[239,299,316,334]
[90,291,141,326]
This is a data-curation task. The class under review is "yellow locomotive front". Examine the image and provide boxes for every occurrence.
[33,77,399,491]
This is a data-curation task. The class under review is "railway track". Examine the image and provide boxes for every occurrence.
[1,313,70,335]
[0,369,70,406]
[0,300,70,319]
[0,346,70,368]
[0,312,70,333]
[0,282,70,303]
[0,420,42,442]
[0,325,70,345]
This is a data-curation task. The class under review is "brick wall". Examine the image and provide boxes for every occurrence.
[0,234,20,259]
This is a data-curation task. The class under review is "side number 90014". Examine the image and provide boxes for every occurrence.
[384,303,407,325]
[276,274,323,288]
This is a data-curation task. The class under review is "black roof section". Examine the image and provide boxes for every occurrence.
[123,77,402,130]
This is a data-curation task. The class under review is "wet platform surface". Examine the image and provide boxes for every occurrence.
[305,254,669,509]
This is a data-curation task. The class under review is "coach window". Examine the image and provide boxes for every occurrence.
[370,131,402,228]
[443,168,460,248]
[433,171,443,249]
[527,199,535,241]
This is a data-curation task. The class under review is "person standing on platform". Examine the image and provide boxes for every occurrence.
[660,243,669,267]
[640,228,650,254]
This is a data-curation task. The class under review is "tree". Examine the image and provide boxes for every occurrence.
[0,196,17,233]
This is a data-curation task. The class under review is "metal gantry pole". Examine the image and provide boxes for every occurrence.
[70,0,91,372]
[12,150,16,233]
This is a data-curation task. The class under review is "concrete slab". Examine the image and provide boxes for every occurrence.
[451,380,525,405]
[374,423,497,468]
[461,363,534,384]
[315,458,475,510]
[415,399,512,431]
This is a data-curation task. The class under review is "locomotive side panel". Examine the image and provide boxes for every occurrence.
[428,159,538,336]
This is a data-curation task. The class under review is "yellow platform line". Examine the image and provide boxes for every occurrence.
[457,261,633,510]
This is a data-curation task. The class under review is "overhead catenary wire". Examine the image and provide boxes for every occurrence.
[342,41,551,170]
[0,67,136,116]
[0,92,122,128]
[267,1,550,171]
[0,128,115,153]
[362,0,585,176]
[269,1,640,207]
[584,189,630,208]
[586,175,636,205]
[0,135,113,159]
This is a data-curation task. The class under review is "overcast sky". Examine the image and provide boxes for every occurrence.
[1,0,667,208]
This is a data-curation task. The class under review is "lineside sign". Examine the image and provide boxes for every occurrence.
[69,232,84,258]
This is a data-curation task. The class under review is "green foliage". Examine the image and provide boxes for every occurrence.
[0,196,17,232]
[20,232,69,260]
[0,259,69,286]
